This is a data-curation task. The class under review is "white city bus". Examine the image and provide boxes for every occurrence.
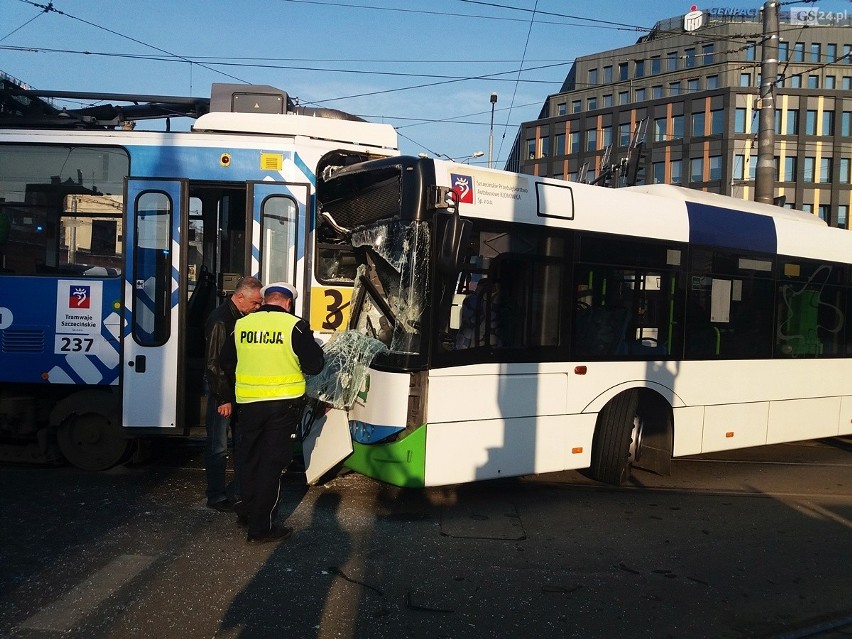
[313,155,852,488]
[0,83,397,469]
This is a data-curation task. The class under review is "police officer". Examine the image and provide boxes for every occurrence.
[219,282,324,544]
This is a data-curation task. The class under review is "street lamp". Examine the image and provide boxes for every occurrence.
[466,151,485,164]
[489,92,497,169]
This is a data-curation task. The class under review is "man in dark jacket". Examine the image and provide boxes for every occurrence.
[219,282,324,543]
[203,275,263,511]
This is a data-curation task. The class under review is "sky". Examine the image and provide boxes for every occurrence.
[2,0,851,166]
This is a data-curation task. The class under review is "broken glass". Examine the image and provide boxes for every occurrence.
[305,329,387,409]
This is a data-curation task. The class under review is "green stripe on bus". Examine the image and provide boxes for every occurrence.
[343,424,427,488]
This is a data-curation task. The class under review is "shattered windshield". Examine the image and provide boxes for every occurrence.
[349,220,430,359]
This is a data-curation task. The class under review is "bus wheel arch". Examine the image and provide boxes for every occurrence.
[588,387,673,486]
[50,390,130,471]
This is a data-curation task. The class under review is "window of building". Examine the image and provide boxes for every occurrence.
[748,154,757,180]
[653,161,665,183]
[819,157,832,183]
[843,77,852,91]
[840,157,851,183]
[588,68,599,85]
[702,44,714,65]
[687,78,699,92]
[618,122,631,147]
[572,100,582,113]
[670,159,682,184]
[557,102,567,116]
[776,74,785,88]
[826,43,837,62]
[602,126,612,147]
[654,117,667,142]
[818,205,830,222]
[785,109,799,135]
[801,203,813,213]
[685,48,696,68]
[672,114,684,139]
[803,156,815,182]
[669,81,681,95]
[746,42,757,61]
[651,56,661,75]
[603,65,613,83]
[822,111,834,135]
[652,85,663,99]
[733,155,745,180]
[602,94,613,107]
[837,205,848,229]
[735,108,748,133]
[586,128,597,151]
[774,109,783,135]
[805,110,817,135]
[739,73,751,87]
[692,111,706,136]
[540,136,550,158]
[808,75,819,89]
[706,75,719,89]
[588,97,597,111]
[587,169,596,183]
[844,44,852,63]
[842,112,851,136]
[618,91,629,105]
[635,88,646,101]
[782,156,797,182]
[779,41,789,61]
[618,62,629,81]
[570,131,581,153]
[810,43,821,63]
[790,74,801,88]
[554,133,565,156]
[526,138,536,160]
[667,51,678,71]
[710,109,724,134]
[690,157,704,182]
[709,156,722,180]
[793,42,804,62]
[825,76,836,89]
[635,59,645,78]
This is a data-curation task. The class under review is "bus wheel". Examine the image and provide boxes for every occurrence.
[588,390,639,486]
[57,412,130,472]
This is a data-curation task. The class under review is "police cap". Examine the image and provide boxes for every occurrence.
[261,281,299,300]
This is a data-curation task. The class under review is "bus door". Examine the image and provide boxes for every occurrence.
[123,178,187,430]
[250,181,311,317]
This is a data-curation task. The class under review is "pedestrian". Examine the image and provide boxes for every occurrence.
[219,282,325,543]
[203,275,263,512]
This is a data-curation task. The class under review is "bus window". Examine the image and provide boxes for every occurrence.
[776,260,847,357]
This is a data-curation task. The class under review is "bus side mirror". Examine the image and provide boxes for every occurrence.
[436,213,472,276]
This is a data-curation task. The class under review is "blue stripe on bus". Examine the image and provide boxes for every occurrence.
[686,202,777,254]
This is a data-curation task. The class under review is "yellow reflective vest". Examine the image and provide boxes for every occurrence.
[233,310,305,403]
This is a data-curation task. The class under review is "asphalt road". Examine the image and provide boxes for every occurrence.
[1,436,850,639]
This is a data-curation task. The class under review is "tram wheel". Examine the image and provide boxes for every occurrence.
[588,390,639,486]
[57,412,130,471]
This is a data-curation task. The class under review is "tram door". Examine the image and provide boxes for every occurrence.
[123,178,187,430]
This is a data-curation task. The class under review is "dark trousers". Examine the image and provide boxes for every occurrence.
[236,398,302,537]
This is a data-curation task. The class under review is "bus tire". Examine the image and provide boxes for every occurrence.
[588,389,639,486]
[56,411,130,472]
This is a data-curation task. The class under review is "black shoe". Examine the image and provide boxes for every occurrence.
[246,525,293,544]
[236,514,248,527]
[207,499,235,513]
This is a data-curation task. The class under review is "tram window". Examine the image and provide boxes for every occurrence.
[0,144,128,276]
[260,195,297,285]
[132,192,172,346]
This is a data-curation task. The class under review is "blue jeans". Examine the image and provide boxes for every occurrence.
[205,391,240,505]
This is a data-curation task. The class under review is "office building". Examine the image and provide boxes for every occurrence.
[510,7,852,228]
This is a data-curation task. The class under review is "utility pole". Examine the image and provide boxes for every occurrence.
[755,0,778,205]
[489,92,497,169]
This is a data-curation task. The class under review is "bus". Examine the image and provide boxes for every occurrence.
[312,155,852,488]
[0,82,398,470]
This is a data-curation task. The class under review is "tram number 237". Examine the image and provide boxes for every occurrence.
[312,287,352,332]
[55,335,97,354]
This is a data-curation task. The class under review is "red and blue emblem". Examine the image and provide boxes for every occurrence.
[70,285,91,309]
[451,173,474,204]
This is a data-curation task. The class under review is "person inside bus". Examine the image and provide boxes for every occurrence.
[203,275,263,512]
